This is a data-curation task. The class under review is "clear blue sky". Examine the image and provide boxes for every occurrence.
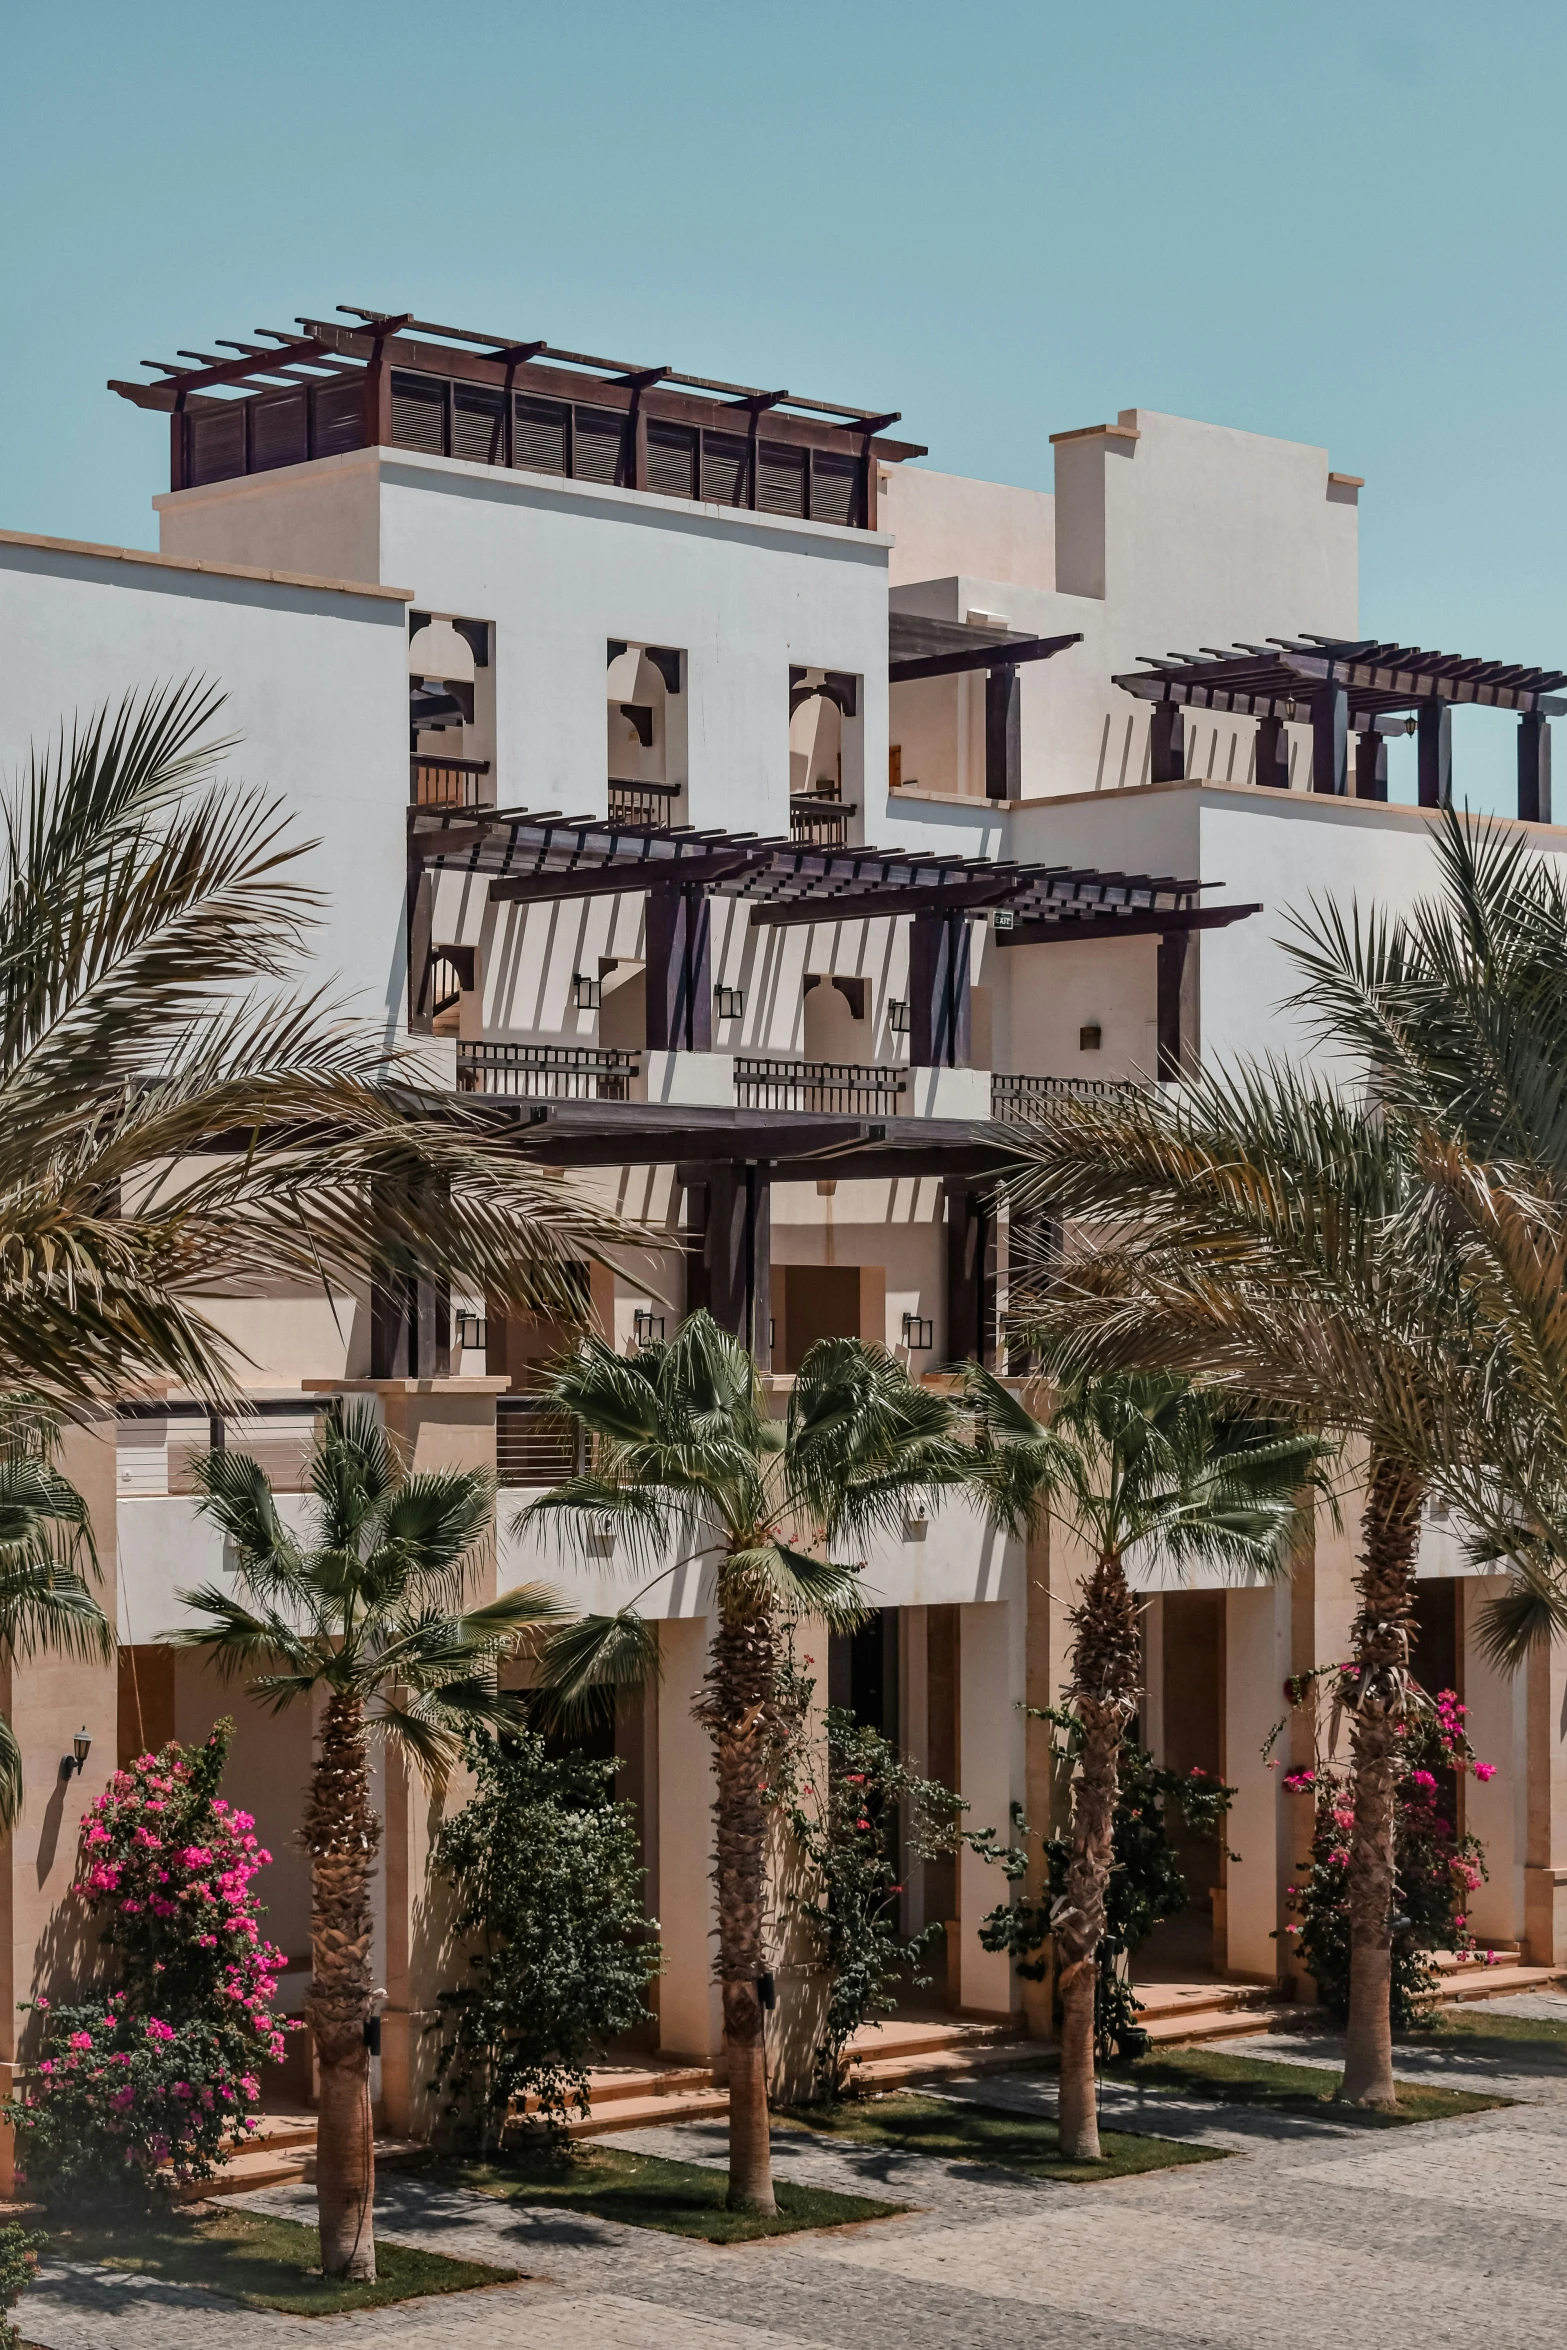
[3,0,1562,813]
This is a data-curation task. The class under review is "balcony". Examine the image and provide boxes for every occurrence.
[496,1396,585,1486]
[789,793,855,848]
[735,1056,906,1114]
[990,1070,1140,1122]
[412,754,490,810]
[457,1042,640,1100]
[607,778,681,828]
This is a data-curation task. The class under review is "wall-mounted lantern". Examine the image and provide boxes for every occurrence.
[60,1727,92,1782]
[887,999,911,1034]
[1079,1024,1102,1052]
[572,972,602,1012]
[714,984,744,1021]
[455,1312,487,1353]
[632,1309,665,1347]
[902,1312,934,1352]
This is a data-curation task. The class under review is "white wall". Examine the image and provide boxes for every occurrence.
[0,535,411,1038]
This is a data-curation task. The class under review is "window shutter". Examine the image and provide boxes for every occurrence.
[188,406,246,486]
[646,421,697,498]
[811,451,860,528]
[452,383,505,466]
[573,405,631,485]
[391,372,447,454]
[757,441,807,516]
[513,395,569,474]
[250,390,308,473]
[701,431,750,505]
[312,378,366,457]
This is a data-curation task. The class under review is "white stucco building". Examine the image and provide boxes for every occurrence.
[0,308,1562,2133]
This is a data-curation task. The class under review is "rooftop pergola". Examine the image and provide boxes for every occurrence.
[1116,635,1567,818]
[410,802,1257,1066]
[110,303,923,524]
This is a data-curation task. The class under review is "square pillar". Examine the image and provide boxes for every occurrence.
[1149,702,1185,783]
[955,1590,1025,2018]
[1221,1582,1292,1981]
[1354,728,1389,802]
[1524,1623,1567,1965]
[1311,683,1348,796]
[984,667,1021,801]
[1518,713,1553,825]
[1459,1577,1529,1950]
[1417,700,1452,808]
[656,1615,723,2062]
[1255,715,1291,790]
[645,885,713,1052]
[909,911,972,1069]
[1156,928,1198,1081]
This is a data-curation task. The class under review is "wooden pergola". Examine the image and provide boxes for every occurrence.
[110,303,925,525]
[1116,635,1567,818]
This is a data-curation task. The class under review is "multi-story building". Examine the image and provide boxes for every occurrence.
[0,307,1562,2134]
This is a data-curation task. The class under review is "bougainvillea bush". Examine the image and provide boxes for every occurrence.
[1279,1679,1495,2028]
[10,1723,294,2206]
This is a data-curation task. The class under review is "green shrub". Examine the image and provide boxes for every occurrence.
[433,1728,658,2146]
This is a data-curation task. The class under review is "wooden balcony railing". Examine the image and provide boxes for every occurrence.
[496,1397,585,1487]
[734,1056,906,1114]
[789,797,856,847]
[608,778,681,827]
[990,1071,1141,1122]
[412,755,491,809]
[456,1042,640,1101]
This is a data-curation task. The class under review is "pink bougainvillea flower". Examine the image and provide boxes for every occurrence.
[66,2032,93,2051]
[1474,1762,1497,1781]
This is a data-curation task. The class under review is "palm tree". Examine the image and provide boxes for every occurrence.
[964,1364,1323,2158]
[177,1403,559,2282]
[0,680,627,1408]
[0,1412,113,1823]
[519,1312,969,2214]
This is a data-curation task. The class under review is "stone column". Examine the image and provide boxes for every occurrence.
[303,1376,506,2137]
[0,1412,119,2192]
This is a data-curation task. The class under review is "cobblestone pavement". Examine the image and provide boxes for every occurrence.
[21,2003,1567,2350]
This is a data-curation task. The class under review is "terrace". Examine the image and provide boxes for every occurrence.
[110,303,926,528]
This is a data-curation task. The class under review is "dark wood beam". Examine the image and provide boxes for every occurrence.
[747,873,1026,928]
[994,903,1261,947]
[140,338,328,394]
[485,848,772,905]
[888,630,1083,686]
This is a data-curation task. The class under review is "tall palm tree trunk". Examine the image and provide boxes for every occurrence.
[1057,1550,1141,2162]
[699,1579,779,2214]
[303,1692,382,2279]
[1340,1453,1424,2108]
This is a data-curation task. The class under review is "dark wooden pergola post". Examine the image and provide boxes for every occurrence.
[1254,715,1291,790]
[909,911,972,1068]
[985,667,1021,800]
[1311,684,1348,796]
[645,883,713,1052]
[1417,700,1452,809]
[1519,713,1553,824]
[1149,702,1185,784]
[944,1180,995,1367]
[1354,728,1389,802]
[704,1161,771,1368]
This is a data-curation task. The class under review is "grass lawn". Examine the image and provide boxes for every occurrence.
[1110,2044,1513,2124]
[784,2092,1224,2183]
[41,2202,521,2317]
[1409,2007,1567,2066]
[412,2141,904,2244]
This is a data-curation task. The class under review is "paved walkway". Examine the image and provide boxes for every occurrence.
[21,1996,1567,2350]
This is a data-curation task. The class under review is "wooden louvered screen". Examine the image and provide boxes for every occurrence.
[573,405,631,485]
[391,372,447,454]
[646,422,697,499]
[757,441,807,516]
[188,406,246,486]
[312,379,367,458]
[701,431,750,505]
[811,452,861,528]
[452,384,505,466]
[514,395,569,474]
[250,391,308,473]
